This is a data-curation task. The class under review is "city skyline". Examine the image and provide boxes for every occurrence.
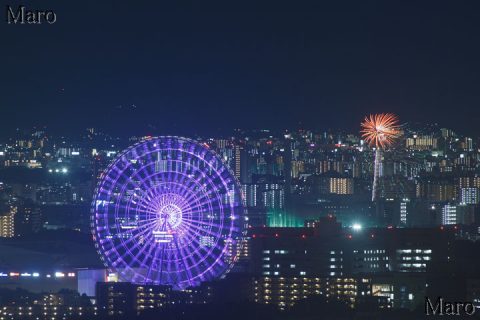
[0,113,479,318]
[3,1,480,319]
[0,117,476,141]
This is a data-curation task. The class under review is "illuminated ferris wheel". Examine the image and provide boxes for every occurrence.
[91,136,246,289]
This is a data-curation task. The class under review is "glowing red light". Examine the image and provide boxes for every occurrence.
[275,233,279,238]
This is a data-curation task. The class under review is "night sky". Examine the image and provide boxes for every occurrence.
[2,1,480,136]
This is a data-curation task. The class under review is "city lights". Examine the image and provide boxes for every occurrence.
[1,5,479,317]
[352,223,362,231]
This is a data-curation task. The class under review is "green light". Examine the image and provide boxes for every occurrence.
[267,210,303,228]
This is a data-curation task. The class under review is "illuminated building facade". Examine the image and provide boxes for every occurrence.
[376,198,413,227]
[371,274,427,310]
[249,222,450,310]
[308,172,354,195]
[242,183,285,210]
[441,204,457,225]
[395,249,432,272]
[242,184,258,207]
[458,176,480,189]
[416,180,456,202]
[0,292,97,320]
[234,144,244,181]
[460,187,480,205]
[329,177,354,195]
[250,221,451,278]
[0,206,16,238]
[262,184,285,209]
[406,135,438,151]
[400,198,409,226]
[253,277,322,309]
[96,282,171,317]
[96,282,214,317]
[253,276,376,309]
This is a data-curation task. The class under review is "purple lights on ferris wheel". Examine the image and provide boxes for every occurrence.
[91,136,246,289]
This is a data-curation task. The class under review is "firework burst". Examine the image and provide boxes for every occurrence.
[361,113,400,149]
[361,113,400,202]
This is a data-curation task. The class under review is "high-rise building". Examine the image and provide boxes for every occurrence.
[291,161,304,179]
[250,223,450,279]
[309,172,354,196]
[329,177,354,195]
[253,276,365,309]
[96,282,212,317]
[253,277,322,309]
[416,180,456,202]
[441,204,457,225]
[96,282,172,317]
[262,184,285,210]
[242,184,258,207]
[462,137,473,151]
[234,145,242,180]
[399,198,410,226]
[460,188,480,205]
[0,206,16,238]
[440,128,455,138]
[317,160,344,175]
[0,291,97,319]
[215,139,229,150]
[249,223,451,310]
[458,176,480,189]
[243,183,285,210]
[406,135,438,151]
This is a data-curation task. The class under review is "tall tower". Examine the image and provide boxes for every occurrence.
[0,206,16,238]
[372,148,382,201]
[234,145,241,180]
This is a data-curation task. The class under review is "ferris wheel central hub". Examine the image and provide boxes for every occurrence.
[158,203,183,229]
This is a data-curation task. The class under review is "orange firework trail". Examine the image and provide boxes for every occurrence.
[361,113,400,149]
